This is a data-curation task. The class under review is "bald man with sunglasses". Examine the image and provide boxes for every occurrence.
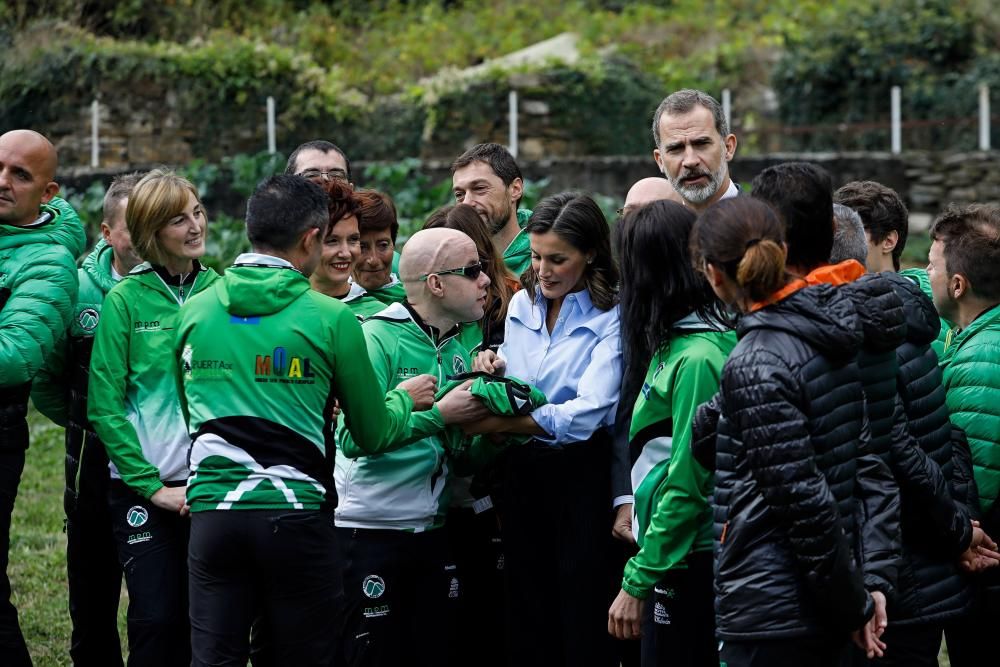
[334,228,492,667]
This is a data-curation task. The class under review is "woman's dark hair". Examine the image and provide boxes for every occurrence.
[319,178,361,237]
[523,192,618,311]
[354,189,399,242]
[690,197,787,305]
[424,204,517,346]
[616,200,729,422]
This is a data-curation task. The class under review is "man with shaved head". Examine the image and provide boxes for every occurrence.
[621,176,685,217]
[0,129,86,664]
[334,227,492,667]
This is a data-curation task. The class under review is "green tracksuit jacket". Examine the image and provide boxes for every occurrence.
[32,239,119,425]
[339,281,387,321]
[88,261,219,499]
[940,302,1000,515]
[366,273,407,306]
[176,254,414,512]
[335,301,471,532]
[622,314,736,599]
[0,196,85,388]
[502,208,534,278]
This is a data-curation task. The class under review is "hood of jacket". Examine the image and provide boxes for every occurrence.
[81,238,118,295]
[739,283,863,363]
[219,263,311,317]
[0,196,86,257]
[882,271,940,347]
[842,272,907,353]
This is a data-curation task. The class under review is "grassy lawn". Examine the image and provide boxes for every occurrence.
[10,408,126,666]
[7,410,954,666]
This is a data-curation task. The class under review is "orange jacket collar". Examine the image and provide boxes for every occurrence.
[749,260,865,312]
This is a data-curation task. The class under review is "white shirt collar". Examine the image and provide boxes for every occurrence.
[233,252,295,269]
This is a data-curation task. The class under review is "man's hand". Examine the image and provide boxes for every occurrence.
[608,589,644,640]
[958,522,1000,573]
[474,350,506,375]
[437,379,491,425]
[612,504,635,544]
[397,374,438,411]
[851,591,887,659]
[151,486,188,516]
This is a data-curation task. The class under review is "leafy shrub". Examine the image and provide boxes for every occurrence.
[772,0,988,150]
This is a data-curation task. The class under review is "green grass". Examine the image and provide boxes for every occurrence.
[10,408,127,666]
[6,411,954,666]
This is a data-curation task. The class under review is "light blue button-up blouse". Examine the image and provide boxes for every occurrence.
[498,287,622,445]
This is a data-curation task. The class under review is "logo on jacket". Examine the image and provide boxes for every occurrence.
[126,505,149,528]
[362,575,386,599]
[78,308,99,332]
[452,355,466,375]
[254,346,315,384]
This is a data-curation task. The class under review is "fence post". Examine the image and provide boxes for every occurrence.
[508,90,519,159]
[90,100,100,168]
[722,88,732,132]
[890,86,902,154]
[266,96,277,154]
[980,85,991,151]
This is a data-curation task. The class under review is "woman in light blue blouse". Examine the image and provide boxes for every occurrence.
[472,192,621,667]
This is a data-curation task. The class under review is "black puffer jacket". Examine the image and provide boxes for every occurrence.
[882,271,975,624]
[842,273,906,599]
[711,285,876,640]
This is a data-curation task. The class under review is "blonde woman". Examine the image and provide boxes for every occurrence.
[89,169,219,667]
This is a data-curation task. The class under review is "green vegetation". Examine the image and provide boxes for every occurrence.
[774,0,1000,150]
[4,1,997,159]
[12,409,127,666]
[62,153,617,267]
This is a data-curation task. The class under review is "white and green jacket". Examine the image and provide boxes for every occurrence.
[176,254,414,512]
[623,313,736,599]
[88,261,219,499]
[335,301,471,532]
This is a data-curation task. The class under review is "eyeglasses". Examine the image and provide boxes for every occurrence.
[297,169,348,181]
[419,261,486,281]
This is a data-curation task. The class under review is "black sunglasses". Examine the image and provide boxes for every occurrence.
[419,261,486,281]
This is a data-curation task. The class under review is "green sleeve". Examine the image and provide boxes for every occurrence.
[330,309,420,457]
[30,331,70,426]
[87,290,164,499]
[944,341,1000,514]
[0,246,78,387]
[622,355,719,599]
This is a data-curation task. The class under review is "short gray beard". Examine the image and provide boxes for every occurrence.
[669,163,727,205]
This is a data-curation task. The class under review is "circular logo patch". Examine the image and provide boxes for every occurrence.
[452,355,467,375]
[362,575,386,599]
[126,505,149,528]
[78,308,99,332]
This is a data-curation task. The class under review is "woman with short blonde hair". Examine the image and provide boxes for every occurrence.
[89,168,220,667]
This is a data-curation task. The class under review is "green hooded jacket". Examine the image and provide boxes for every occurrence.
[32,238,119,424]
[335,301,471,532]
[940,302,1000,514]
[0,196,85,388]
[502,208,534,279]
[622,315,736,599]
[88,261,219,499]
[176,254,414,512]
